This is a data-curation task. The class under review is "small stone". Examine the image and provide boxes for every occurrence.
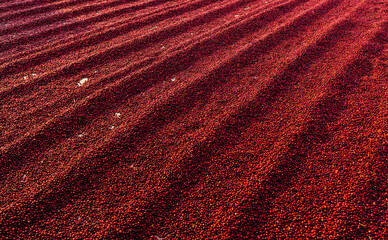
[171,78,176,82]
[109,125,115,130]
[114,112,121,118]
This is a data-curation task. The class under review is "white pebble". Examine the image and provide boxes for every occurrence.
[171,78,176,82]
[23,76,28,80]
[78,132,85,138]
[234,15,240,17]
[114,112,121,118]
[109,125,115,130]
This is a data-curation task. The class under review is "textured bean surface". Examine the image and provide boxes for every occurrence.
[0,0,387,239]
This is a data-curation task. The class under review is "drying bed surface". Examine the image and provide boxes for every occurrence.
[0,0,387,239]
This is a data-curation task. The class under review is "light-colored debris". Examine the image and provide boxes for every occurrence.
[114,112,121,118]
[171,78,176,82]
[78,132,85,138]
[130,164,137,170]
[78,77,88,87]
[109,125,115,130]
[234,15,240,17]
